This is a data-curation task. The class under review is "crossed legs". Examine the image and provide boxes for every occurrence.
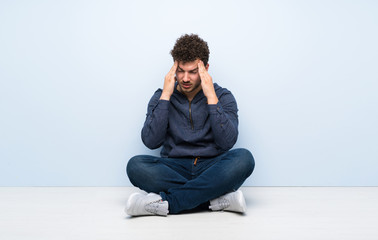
[126,148,255,214]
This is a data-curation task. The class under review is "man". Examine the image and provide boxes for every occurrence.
[126,34,255,216]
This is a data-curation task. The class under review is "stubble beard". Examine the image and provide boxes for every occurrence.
[179,81,202,95]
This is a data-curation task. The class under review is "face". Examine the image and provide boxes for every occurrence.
[176,60,208,99]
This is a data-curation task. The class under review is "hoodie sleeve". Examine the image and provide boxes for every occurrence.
[208,91,239,151]
[141,89,170,149]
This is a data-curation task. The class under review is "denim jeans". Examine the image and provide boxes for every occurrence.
[126,148,255,214]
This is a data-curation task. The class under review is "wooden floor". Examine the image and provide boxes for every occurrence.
[0,187,377,240]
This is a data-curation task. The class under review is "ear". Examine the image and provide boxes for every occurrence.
[205,63,209,71]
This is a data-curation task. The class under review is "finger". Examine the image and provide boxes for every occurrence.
[199,62,208,75]
[199,72,209,83]
[199,66,209,80]
[197,59,202,67]
[198,61,205,74]
[169,61,178,74]
[198,60,205,70]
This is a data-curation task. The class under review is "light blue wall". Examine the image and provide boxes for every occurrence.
[1,0,377,186]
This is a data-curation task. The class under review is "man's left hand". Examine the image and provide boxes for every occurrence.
[198,60,218,105]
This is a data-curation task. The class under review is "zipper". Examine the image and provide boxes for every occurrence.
[189,101,194,130]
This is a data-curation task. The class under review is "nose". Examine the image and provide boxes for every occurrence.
[183,72,190,82]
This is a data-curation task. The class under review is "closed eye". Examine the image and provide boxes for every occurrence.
[189,68,199,74]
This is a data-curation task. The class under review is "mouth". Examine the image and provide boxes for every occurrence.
[181,83,192,89]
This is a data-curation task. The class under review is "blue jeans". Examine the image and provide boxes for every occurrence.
[126,148,255,214]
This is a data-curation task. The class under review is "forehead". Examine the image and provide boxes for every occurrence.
[178,61,198,71]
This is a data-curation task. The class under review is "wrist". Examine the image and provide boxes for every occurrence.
[160,92,172,101]
[207,96,218,105]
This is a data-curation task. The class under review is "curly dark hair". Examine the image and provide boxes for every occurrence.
[170,34,210,66]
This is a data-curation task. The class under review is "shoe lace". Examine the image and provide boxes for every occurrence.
[214,198,230,210]
[145,200,165,214]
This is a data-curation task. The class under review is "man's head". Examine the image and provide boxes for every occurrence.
[170,34,210,99]
[170,34,210,66]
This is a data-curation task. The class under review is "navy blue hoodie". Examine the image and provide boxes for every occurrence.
[141,83,238,158]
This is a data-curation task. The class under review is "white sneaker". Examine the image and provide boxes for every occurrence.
[125,192,169,216]
[209,190,247,213]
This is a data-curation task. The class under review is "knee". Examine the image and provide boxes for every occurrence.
[126,155,146,181]
[232,148,255,177]
[126,156,136,176]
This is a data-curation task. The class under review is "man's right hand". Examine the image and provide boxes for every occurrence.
[160,61,178,101]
